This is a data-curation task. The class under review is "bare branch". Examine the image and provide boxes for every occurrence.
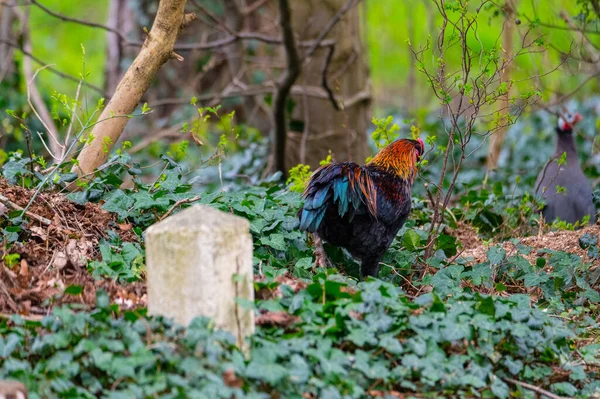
[0,194,52,226]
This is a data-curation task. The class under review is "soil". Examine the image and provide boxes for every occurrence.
[0,179,145,316]
[459,223,600,267]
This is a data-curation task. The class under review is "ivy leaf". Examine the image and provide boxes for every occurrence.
[102,190,135,219]
[487,246,506,266]
[295,257,313,270]
[402,230,421,250]
[523,272,549,287]
[491,377,509,399]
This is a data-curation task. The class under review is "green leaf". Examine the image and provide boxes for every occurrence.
[101,190,135,219]
[295,257,313,270]
[487,246,506,266]
[64,285,83,295]
[402,229,421,250]
[523,272,549,288]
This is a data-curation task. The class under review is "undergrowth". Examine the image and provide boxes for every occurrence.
[1,100,600,397]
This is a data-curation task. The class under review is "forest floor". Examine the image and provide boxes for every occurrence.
[1,177,598,317]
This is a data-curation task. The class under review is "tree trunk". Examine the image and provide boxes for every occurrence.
[72,0,192,180]
[0,0,16,151]
[286,0,371,169]
[486,0,518,170]
[104,0,137,96]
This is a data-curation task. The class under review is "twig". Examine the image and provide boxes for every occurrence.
[242,0,269,15]
[272,0,301,175]
[62,80,83,160]
[25,64,64,161]
[503,377,571,399]
[535,153,560,194]
[159,196,202,221]
[0,194,52,226]
[0,312,44,321]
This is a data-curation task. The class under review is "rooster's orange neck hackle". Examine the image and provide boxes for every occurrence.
[368,139,421,182]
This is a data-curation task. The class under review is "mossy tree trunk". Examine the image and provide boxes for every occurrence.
[285,0,371,169]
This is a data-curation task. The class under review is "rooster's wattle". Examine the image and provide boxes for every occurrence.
[298,138,424,278]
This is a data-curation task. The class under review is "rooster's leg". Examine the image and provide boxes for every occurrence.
[313,233,330,269]
[361,258,381,279]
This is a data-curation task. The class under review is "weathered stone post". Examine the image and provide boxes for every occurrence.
[0,380,28,398]
[145,205,254,353]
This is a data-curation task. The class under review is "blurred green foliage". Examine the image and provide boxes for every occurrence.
[28,2,108,94]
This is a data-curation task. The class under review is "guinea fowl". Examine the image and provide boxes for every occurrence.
[298,138,424,278]
[535,112,596,226]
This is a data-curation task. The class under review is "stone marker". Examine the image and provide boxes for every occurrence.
[0,380,27,399]
[145,204,254,352]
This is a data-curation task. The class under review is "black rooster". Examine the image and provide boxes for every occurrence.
[298,138,424,278]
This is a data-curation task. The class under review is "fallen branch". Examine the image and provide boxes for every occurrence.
[0,312,44,322]
[0,194,52,226]
[160,196,202,221]
[503,377,571,399]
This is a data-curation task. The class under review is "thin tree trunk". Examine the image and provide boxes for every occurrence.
[72,0,193,181]
[0,0,16,150]
[0,1,15,84]
[487,0,518,170]
[104,0,136,95]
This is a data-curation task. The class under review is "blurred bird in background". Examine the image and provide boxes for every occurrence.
[535,111,596,227]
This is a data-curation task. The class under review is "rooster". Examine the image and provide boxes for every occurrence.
[535,112,596,226]
[298,138,424,278]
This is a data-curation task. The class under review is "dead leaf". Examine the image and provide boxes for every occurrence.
[368,391,405,398]
[256,311,300,328]
[118,223,132,231]
[190,132,204,147]
[19,259,29,277]
[222,369,243,388]
[65,238,92,269]
[52,251,69,269]
[349,310,363,320]
[0,202,7,216]
[30,226,48,241]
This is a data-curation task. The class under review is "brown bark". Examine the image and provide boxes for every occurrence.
[73,0,193,179]
[286,0,370,170]
[486,0,518,170]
